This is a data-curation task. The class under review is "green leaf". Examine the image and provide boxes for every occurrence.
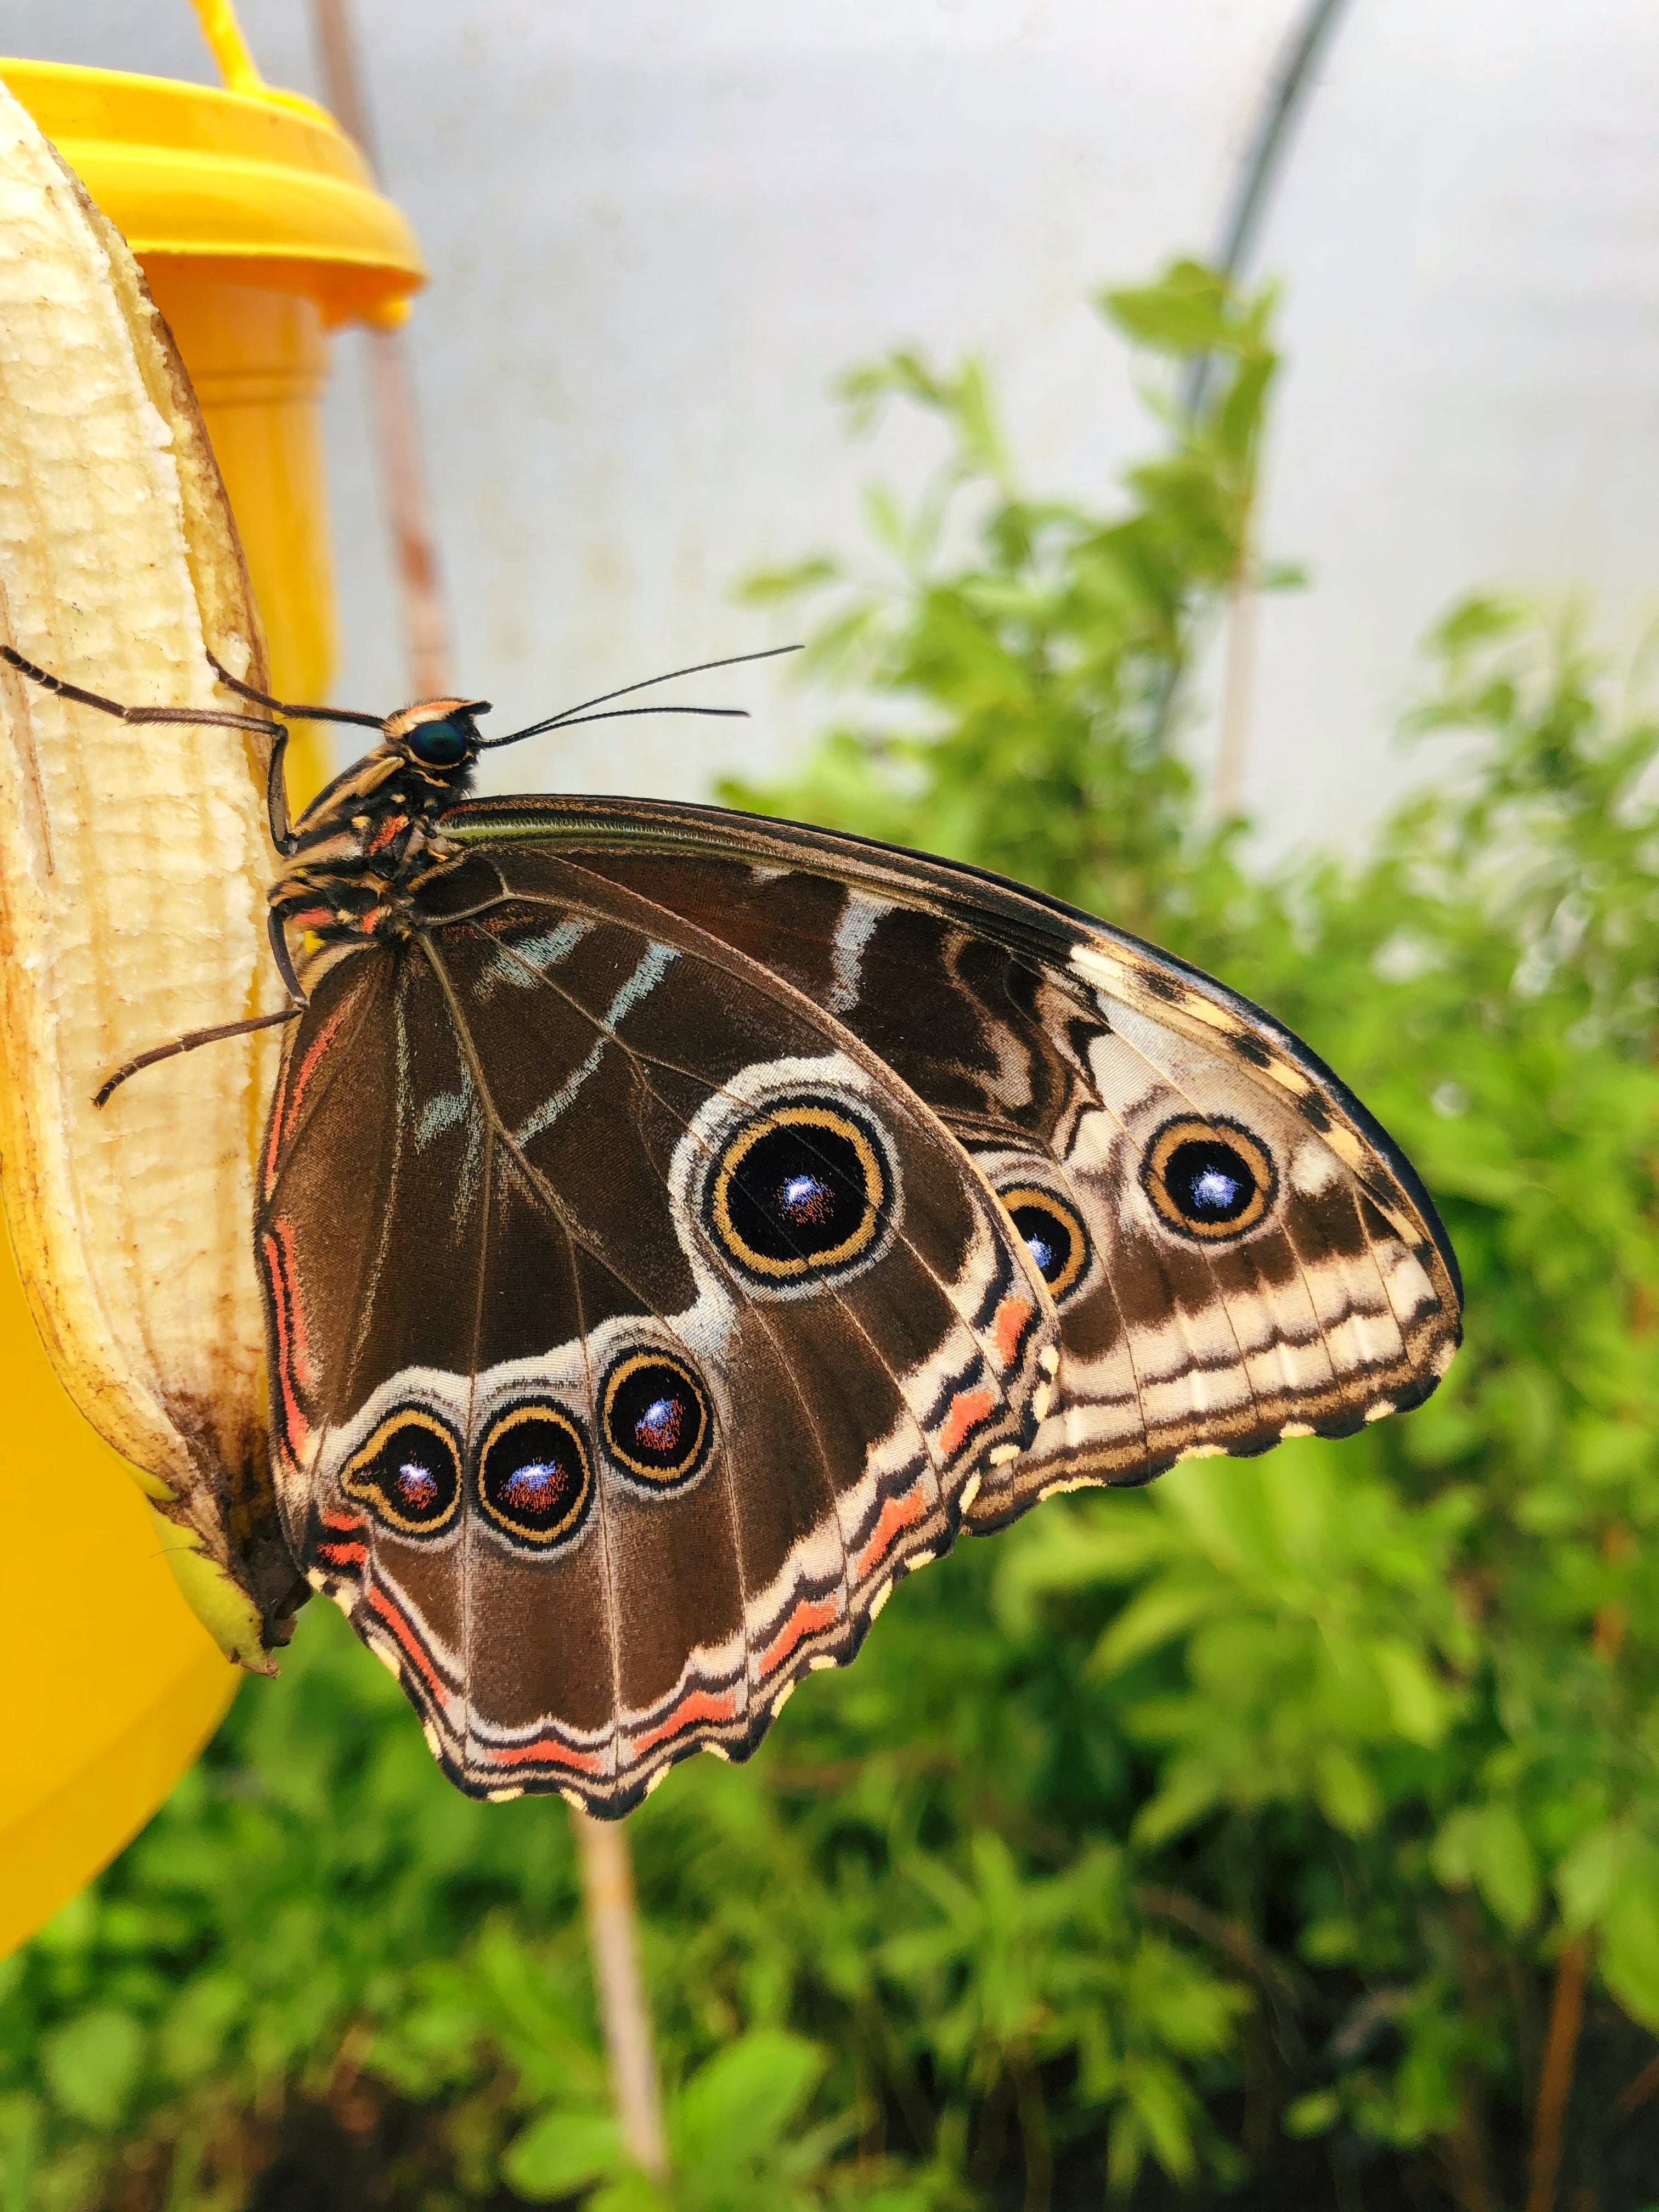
[1284,2089,1341,2138]
[1556,1824,1635,1932]
[1122,2058,1199,2184]
[1600,1883,1659,2032]
[672,2030,824,2177]
[1368,1639,1453,1747]
[1089,1577,1222,1677]
[1101,261,1232,354]
[501,2109,622,2199]
[1313,1749,1383,1839]
[588,2171,672,2212]
[1438,1805,1540,1934]
[41,2010,144,2128]
[156,1974,246,2087]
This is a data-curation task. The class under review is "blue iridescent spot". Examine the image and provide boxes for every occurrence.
[1024,1232,1057,1276]
[636,1395,683,1452]
[1190,1167,1241,1214]
[780,1171,833,1223]
[397,1460,439,1509]
[503,1462,560,1509]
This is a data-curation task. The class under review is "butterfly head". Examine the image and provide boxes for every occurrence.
[382,698,492,776]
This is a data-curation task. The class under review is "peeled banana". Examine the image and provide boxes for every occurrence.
[0,84,296,1669]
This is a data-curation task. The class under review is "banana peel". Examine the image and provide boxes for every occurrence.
[0,86,298,1669]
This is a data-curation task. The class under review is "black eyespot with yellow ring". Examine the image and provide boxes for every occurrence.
[706,1096,892,1288]
[1143,1116,1276,1243]
[341,1408,462,1537]
[1000,1185,1091,1301]
[477,1403,592,1549]
[602,1351,712,1489]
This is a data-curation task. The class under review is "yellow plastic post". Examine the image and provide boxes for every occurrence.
[145,270,340,712]
[0,24,424,1958]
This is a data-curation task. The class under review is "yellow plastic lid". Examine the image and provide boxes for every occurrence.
[0,55,425,328]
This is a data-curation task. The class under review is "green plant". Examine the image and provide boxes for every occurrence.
[729,263,1659,2203]
[504,2029,855,2212]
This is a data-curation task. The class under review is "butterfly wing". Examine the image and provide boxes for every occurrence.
[448,797,1461,1530]
[257,848,1054,1814]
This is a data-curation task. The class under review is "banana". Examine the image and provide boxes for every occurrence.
[0,84,296,1668]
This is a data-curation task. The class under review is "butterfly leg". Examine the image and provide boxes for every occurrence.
[2,646,389,867]
[94,1005,302,1109]
[91,904,308,1107]
[204,646,385,735]
[264,729,298,856]
[1,643,281,739]
[266,904,309,1006]
[91,899,310,1104]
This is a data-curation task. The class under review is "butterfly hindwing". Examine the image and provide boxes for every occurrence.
[466,798,1462,1529]
[257,849,1054,1813]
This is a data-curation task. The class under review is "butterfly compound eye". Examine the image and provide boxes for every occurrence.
[706,1097,893,1287]
[405,715,473,769]
[602,1351,712,1488]
[1143,1116,1276,1242]
[1000,1185,1090,1300]
[478,1405,592,1548]
[341,1410,462,1536]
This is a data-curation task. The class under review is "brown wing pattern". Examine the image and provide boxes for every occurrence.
[467,801,1460,1527]
[257,850,1056,1814]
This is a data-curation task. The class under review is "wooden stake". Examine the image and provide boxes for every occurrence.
[309,0,452,699]
[572,1809,671,2177]
[305,0,670,2179]
[1526,1938,1589,2212]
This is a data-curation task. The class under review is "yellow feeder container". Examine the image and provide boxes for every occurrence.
[0,14,424,1959]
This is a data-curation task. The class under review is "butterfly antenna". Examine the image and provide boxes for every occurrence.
[481,642,803,749]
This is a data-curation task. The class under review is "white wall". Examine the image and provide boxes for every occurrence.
[5,1,1657,858]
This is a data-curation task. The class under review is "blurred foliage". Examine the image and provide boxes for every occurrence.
[4,259,1659,2211]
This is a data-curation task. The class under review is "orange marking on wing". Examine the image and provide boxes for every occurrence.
[269,1217,316,1392]
[937,1386,996,1459]
[759,1593,840,1677]
[365,1582,448,1700]
[321,1511,366,1533]
[280,989,360,1147]
[628,1686,741,1758]
[261,1224,311,1457]
[992,1294,1036,1368]
[854,1475,930,1580]
[487,1736,604,1775]
[263,1063,291,1196]
[317,1541,366,1570]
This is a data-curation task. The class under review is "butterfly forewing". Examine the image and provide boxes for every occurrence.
[258,860,1055,1812]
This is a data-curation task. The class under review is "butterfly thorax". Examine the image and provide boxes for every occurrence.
[268,698,487,974]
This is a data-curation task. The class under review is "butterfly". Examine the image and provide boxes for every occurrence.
[3,642,1462,1818]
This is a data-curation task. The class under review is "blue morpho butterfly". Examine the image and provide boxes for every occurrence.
[2,641,1460,1816]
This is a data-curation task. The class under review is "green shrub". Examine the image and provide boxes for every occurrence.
[3,259,1657,2211]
